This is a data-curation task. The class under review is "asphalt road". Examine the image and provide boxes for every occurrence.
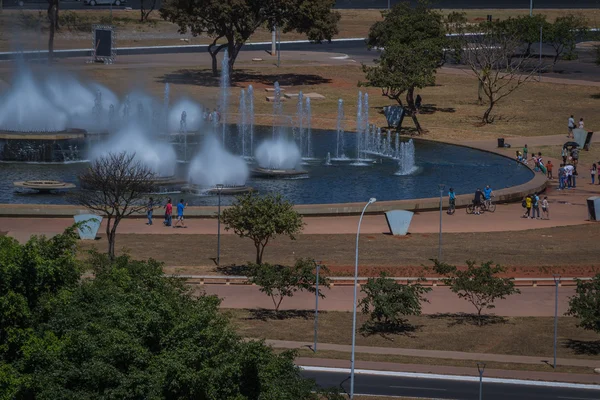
[304,370,600,400]
[4,0,600,10]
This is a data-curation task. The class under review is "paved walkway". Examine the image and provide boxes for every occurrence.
[201,286,574,317]
[265,339,599,368]
[295,358,600,384]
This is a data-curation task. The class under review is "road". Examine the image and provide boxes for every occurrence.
[4,0,600,10]
[303,369,600,399]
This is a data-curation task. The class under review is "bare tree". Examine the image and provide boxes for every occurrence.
[70,152,157,259]
[140,0,157,22]
[47,0,59,61]
[459,21,544,124]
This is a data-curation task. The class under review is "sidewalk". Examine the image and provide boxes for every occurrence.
[295,357,600,385]
[265,339,599,369]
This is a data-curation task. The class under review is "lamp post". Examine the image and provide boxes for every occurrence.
[553,274,561,369]
[438,183,445,261]
[350,197,377,399]
[477,362,486,400]
[529,0,533,16]
[216,184,224,266]
[313,260,321,353]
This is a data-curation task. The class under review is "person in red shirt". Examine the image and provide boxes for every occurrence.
[546,160,553,179]
[164,198,173,227]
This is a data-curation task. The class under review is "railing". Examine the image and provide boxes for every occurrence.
[175,275,592,287]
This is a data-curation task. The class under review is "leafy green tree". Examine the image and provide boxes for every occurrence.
[566,274,600,334]
[247,259,329,312]
[359,273,431,333]
[361,1,448,134]
[504,14,550,56]
[6,252,341,399]
[432,260,520,325]
[222,192,304,264]
[160,0,340,77]
[546,15,588,65]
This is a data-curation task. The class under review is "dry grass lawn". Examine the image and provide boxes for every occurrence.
[18,61,597,143]
[79,224,600,277]
[227,310,600,361]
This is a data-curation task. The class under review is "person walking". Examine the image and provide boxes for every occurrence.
[561,147,568,164]
[523,195,532,218]
[546,160,553,179]
[473,188,483,215]
[571,147,579,166]
[558,164,565,190]
[531,193,540,219]
[174,199,188,228]
[568,115,575,138]
[578,117,584,130]
[591,164,597,185]
[483,185,494,209]
[523,144,528,162]
[541,196,550,220]
[447,187,456,214]
[146,197,154,225]
[564,163,574,189]
[164,198,173,227]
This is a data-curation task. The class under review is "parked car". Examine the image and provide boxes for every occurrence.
[84,0,126,6]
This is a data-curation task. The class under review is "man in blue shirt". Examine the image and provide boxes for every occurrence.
[174,199,188,228]
[447,188,456,214]
[483,185,493,209]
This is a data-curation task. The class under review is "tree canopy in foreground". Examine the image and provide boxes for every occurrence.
[0,229,341,399]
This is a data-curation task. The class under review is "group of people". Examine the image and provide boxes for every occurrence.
[567,115,585,138]
[446,186,494,215]
[521,193,549,219]
[146,197,188,228]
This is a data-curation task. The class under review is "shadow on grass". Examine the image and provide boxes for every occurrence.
[247,308,316,321]
[157,69,331,87]
[216,264,251,276]
[428,312,509,327]
[563,339,600,356]
[359,320,421,340]
[419,104,456,114]
[590,93,600,99]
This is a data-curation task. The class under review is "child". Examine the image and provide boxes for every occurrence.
[541,196,549,220]
[546,160,553,179]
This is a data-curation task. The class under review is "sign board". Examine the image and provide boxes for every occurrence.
[73,214,103,240]
[384,210,413,236]
[383,105,405,129]
[572,129,587,149]
[92,25,115,64]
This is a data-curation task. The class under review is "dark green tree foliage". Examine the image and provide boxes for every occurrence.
[503,14,550,56]
[1,249,341,399]
[567,274,600,334]
[160,0,340,76]
[545,15,588,64]
[362,1,448,133]
[247,259,330,312]
[222,192,304,264]
[359,273,431,332]
[432,260,520,325]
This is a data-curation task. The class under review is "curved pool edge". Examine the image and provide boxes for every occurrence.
[0,138,547,218]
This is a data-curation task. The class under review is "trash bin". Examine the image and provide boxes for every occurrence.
[587,196,600,221]
[497,138,505,148]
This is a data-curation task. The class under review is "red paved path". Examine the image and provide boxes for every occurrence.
[202,286,574,317]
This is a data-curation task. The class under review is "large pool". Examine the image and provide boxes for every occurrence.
[0,128,532,206]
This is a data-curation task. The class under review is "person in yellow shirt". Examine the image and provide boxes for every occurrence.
[522,195,532,218]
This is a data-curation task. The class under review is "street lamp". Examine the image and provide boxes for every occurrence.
[477,362,486,400]
[216,184,224,266]
[438,183,445,261]
[313,260,321,353]
[529,0,533,16]
[553,274,561,369]
[350,197,376,399]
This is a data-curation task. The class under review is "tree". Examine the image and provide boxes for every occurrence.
[359,273,431,333]
[458,20,544,123]
[3,252,343,399]
[247,259,329,312]
[140,0,158,22]
[69,152,157,259]
[160,0,340,77]
[432,260,521,325]
[545,15,588,65]
[566,274,600,334]
[361,1,448,134]
[504,15,549,56]
[47,0,59,61]
[222,192,304,264]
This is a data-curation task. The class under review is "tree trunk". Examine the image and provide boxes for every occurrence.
[405,87,423,134]
[482,101,495,124]
[227,41,243,79]
[255,243,262,264]
[140,0,145,22]
[207,40,226,77]
[47,2,56,62]
[477,81,484,104]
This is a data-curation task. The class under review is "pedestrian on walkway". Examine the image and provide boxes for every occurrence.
[561,147,568,164]
[558,164,565,190]
[591,164,597,185]
[565,163,574,189]
[541,196,550,220]
[447,187,456,214]
[146,197,154,225]
[568,115,575,138]
[164,198,173,227]
[473,188,483,215]
[571,147,579,166]
[174,199,188,228]
[523,144,528,162]
[546,160,553,179]
[522,195,532,218]
[579,117,584,130]
[531,193,540,219]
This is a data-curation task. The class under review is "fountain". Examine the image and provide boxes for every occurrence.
[334,99,346,160]
[248,85,255,157]
[305,97,312,159]
[252,137,307,178]
[395,139,418,176]
[272,81,283,139]
[220,50,229,145]
[238,89,247,156]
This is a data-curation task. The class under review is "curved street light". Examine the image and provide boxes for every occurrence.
[350,197,376,399]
